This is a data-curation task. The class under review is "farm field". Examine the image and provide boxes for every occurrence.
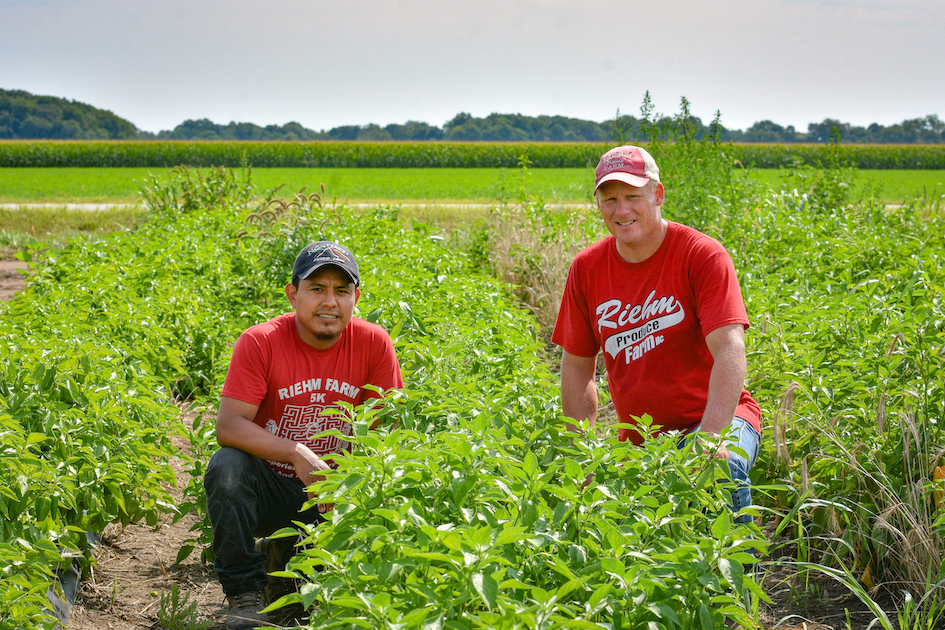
[2,136,945,629]
[0,166,943,205]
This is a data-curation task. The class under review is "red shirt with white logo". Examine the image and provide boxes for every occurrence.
[222,313,403,479]
[553,222,761,442]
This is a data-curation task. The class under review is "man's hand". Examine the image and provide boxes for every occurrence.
[290,443,334,510]
[689,431,731,461]
[713,446,731,461]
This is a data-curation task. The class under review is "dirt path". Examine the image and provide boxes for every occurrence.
[0,257,29,302]
[65,407,229,630]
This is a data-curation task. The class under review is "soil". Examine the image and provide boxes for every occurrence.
[1,264,895,630]
[0,255,29,302]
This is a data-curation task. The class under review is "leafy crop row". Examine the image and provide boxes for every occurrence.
[2,139,944,169]
[1,165,763,628]
[179,176,765,628]
[725,182,945,619]
[0,141,601,169]
[457,103,945,628]
[8,115,944,626]
[647,116,945,627]
[0,169,264,628]
[727,143,945,170]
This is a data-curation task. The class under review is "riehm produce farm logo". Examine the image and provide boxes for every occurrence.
[597,290,685,363]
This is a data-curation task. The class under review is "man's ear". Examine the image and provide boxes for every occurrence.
[355,287,361,304]
[654,182,665,206]
[285,283,298,307]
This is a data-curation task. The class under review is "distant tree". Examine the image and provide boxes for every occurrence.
[900,115,945,143]
[444,113,484,140]
[384,120,443,140]
[878,124,907,144]
[327,125,361,140]
[159,119,224,140]
[358,124,393,141]
[0,88,141,139]
[443,112,609,142]
[4,89,944,144]
[281,122,322,140]
[743,120,786,143]
[443,112,474,135]
[807,119,851,143]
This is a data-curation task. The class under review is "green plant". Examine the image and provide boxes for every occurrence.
[6,138,944,169]
[9,144,945,627]
[158,583,210,630]
[895,572,945,630]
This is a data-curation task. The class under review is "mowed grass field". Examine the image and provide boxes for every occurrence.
[1,167,943,205]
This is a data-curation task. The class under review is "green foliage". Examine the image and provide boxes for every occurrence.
[0,89,141,140]
[4,139,945,169]
[223,198,767,628]
[114,166,763,628]
[719,157,945,622]
[727,143,945,169]
[284,424,764,629]
[637,94,757,233]
[8,121,945,626]
[460,93,945,624]
[158,583,211,630]
[0,166,272,626]
[0,140,603,168]
[5,88,944,145]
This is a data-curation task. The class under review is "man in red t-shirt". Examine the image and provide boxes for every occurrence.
[552,145,761,522]
[204,241,403,628]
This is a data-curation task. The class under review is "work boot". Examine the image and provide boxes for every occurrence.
[225,589,268,629]
[255,535,299,603]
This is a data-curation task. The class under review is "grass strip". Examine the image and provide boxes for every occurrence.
[2,167,943,206]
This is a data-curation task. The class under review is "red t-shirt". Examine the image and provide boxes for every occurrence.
[221,313,404,479]
[552,222,761,442]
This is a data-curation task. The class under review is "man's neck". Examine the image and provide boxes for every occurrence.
[615,219,669,263]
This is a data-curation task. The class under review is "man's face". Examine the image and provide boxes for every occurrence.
[285,266,360,349]
[596,180,665,260]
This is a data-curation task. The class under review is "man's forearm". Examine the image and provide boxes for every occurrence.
[560,351,599,435]
[701,329,747,436]
[218,417,305,462]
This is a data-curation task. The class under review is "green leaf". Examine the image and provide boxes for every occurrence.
[175,544,194,564]
[522,449,538,479]
[471,571,497,609]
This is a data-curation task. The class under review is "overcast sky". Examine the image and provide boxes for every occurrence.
[2,0,942,134]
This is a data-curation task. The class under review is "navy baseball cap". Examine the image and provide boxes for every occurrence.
[291,241,360,287]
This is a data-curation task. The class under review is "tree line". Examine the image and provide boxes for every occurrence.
[3,88,944,144]
[0,89,139,140]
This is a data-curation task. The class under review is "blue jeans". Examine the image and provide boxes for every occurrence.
[204,447,324,596]
[683,417,760,525]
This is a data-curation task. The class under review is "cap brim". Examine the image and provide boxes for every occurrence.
[297,262,358,286]
[594,172,650,193]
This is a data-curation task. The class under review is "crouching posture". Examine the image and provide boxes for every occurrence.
[205,241,403,628]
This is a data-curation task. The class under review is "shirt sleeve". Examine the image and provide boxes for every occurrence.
[690,244,750,338]
[551,257,601,357]
[220,329,270,405]
[364,327,404,399]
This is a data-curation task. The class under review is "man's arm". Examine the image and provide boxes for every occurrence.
[216,396,331,489]
[701,323,748,438]
[560,350,599,436]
